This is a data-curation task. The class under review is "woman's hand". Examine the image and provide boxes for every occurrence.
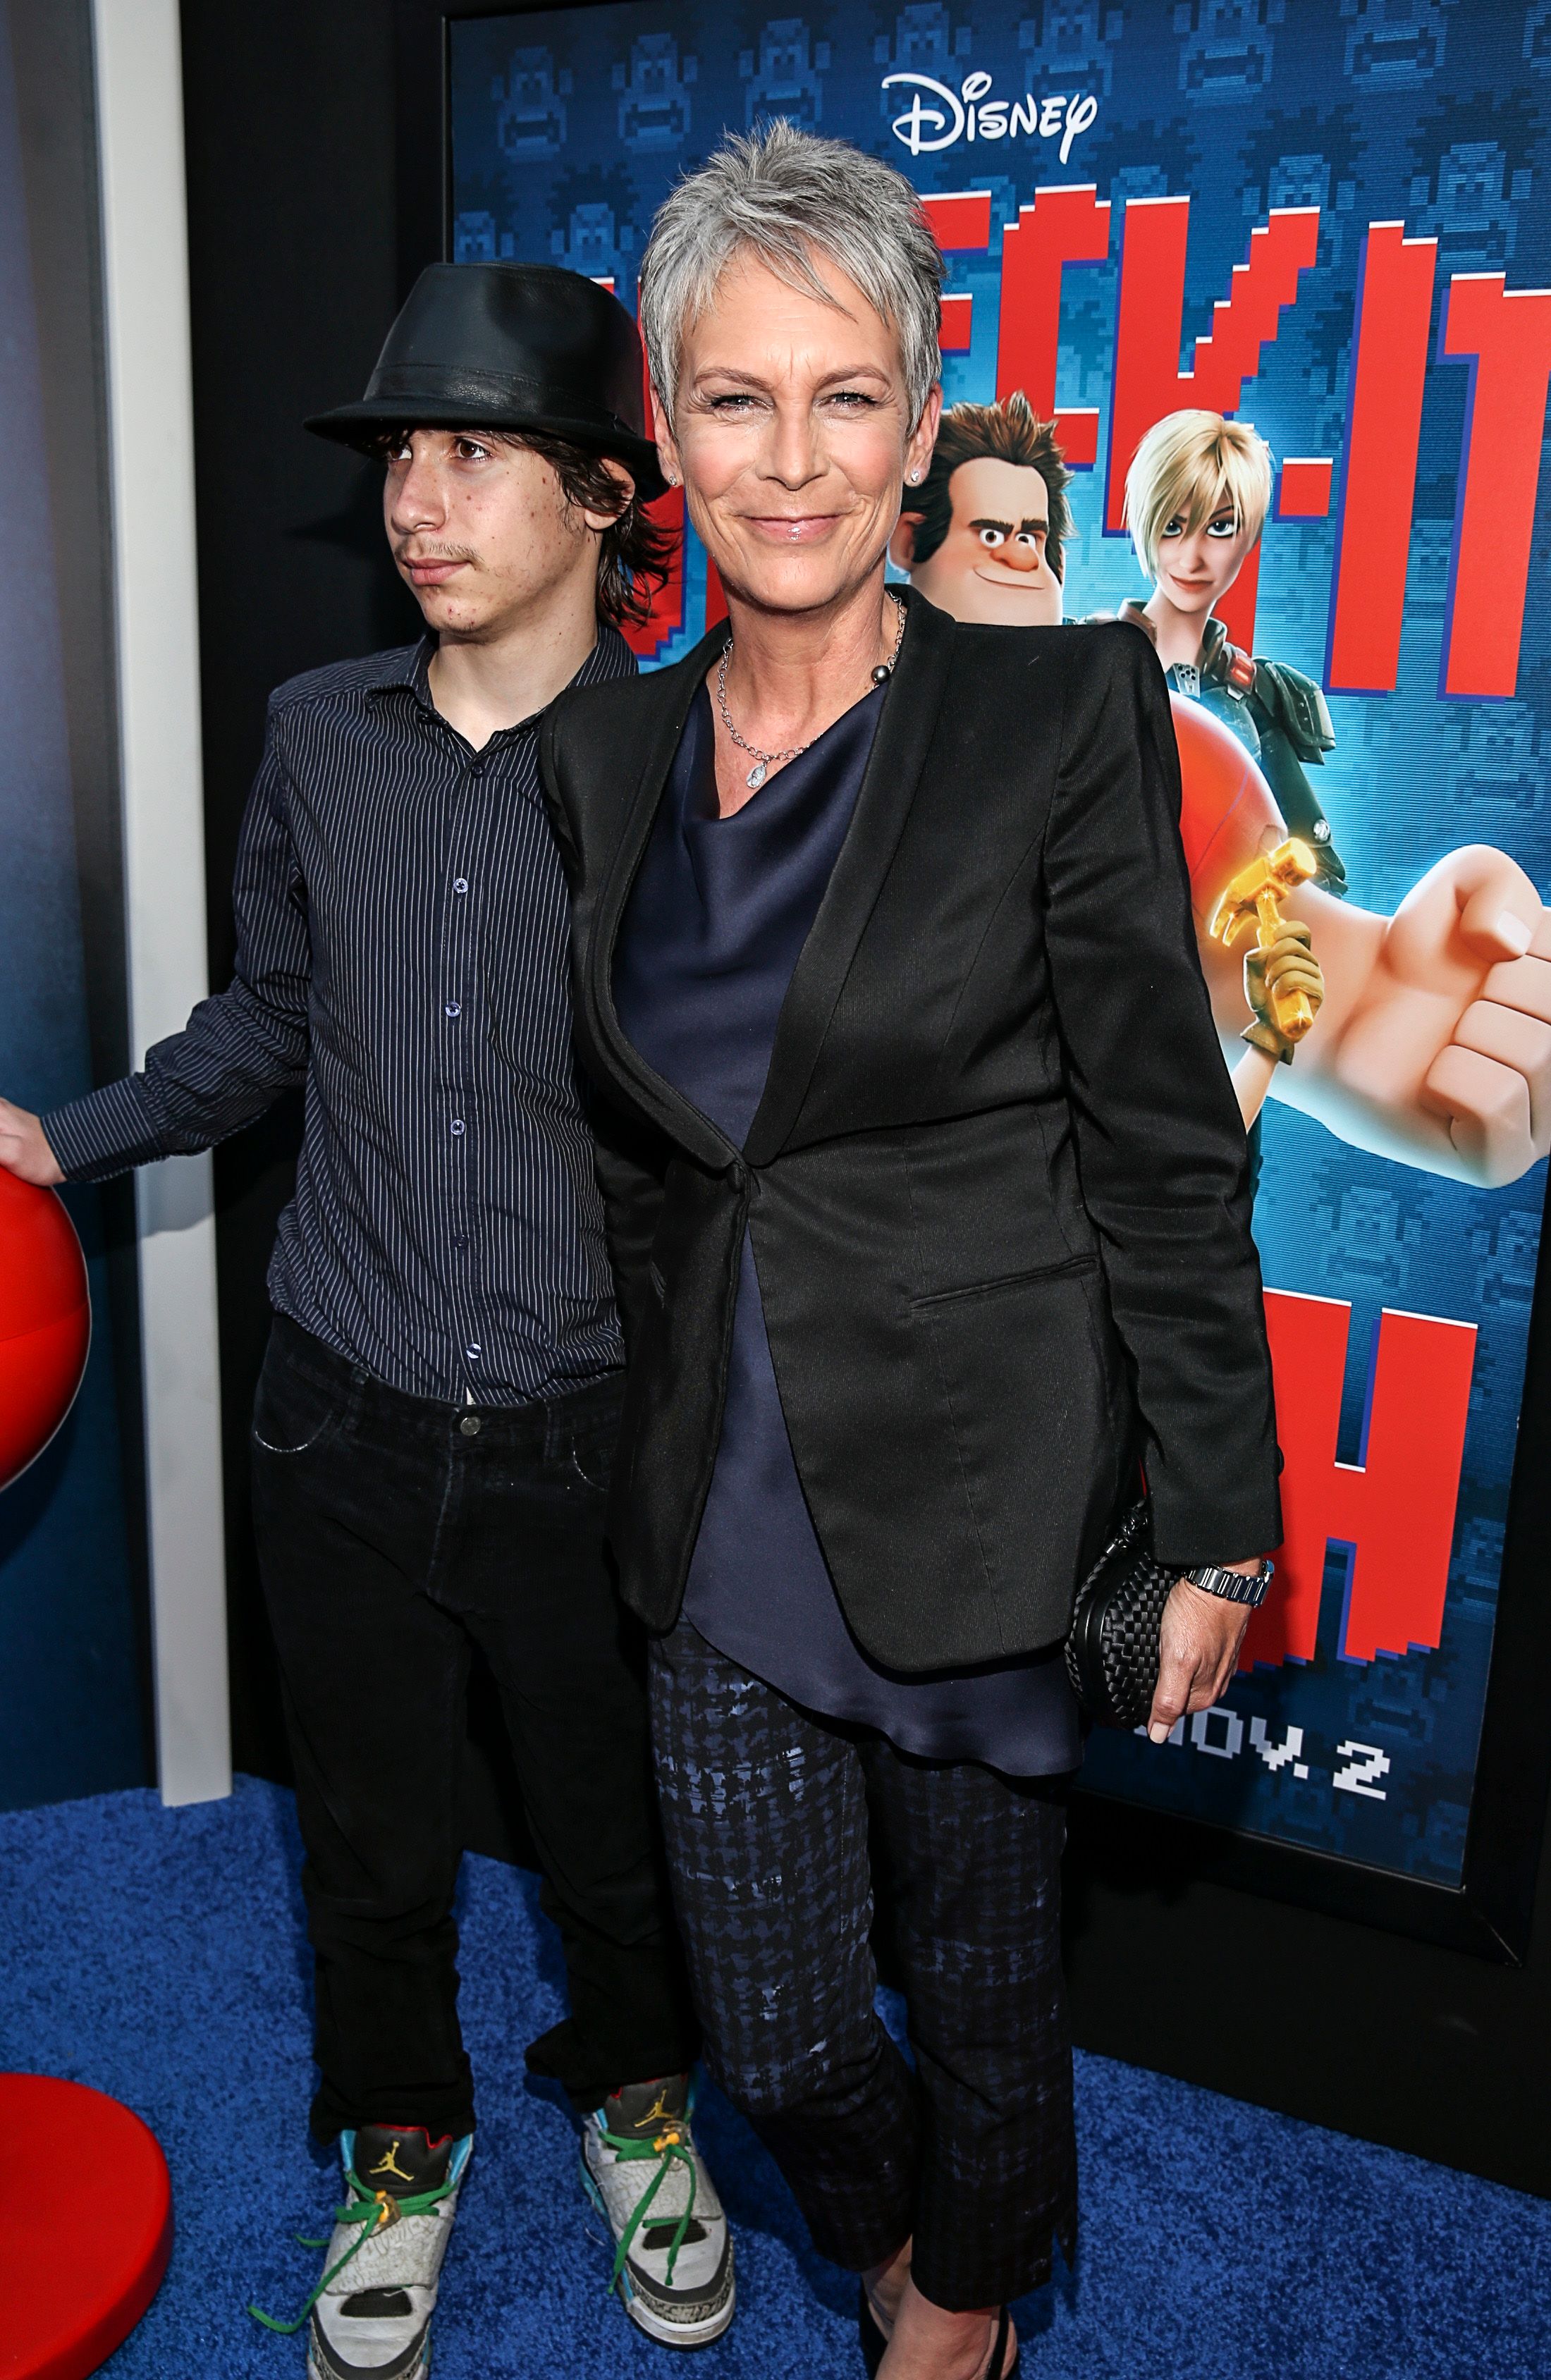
[0,1098,63,1186]
[1146,1577,1253,1743]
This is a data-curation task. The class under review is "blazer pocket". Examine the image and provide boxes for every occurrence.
[911,1252,1098,1311]
[910,1258,1113,1605]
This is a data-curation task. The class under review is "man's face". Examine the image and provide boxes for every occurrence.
[383,429,627,642]
[895,455,1062,626]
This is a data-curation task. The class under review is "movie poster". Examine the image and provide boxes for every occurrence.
[450,0,1551,1892]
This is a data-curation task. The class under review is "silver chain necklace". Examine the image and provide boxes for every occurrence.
[715,591,907,790]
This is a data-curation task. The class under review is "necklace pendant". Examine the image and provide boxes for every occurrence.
[746,760,768,789]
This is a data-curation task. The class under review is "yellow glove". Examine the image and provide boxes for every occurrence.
[1242,921,1324,1063]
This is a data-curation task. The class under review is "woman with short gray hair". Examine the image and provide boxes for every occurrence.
[543,121,1280,2377]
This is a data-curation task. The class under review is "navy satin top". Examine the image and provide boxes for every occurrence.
[613,683,1080,1776]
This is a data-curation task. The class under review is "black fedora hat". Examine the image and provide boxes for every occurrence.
[305,261,668,503]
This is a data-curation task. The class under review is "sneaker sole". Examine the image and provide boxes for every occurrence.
[580,2159,736,2350]
[308,2327,431,2380]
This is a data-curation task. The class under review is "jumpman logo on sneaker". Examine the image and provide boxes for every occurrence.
[368,2142,417,2184]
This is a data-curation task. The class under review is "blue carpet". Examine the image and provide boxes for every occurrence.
[1,1776,1547,2379]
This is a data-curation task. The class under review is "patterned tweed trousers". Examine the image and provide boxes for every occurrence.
[648,1620,1077,2312]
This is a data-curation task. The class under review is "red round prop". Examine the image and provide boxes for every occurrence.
[1169,692,1286,922]
[0,2074,172,2378]
[0,1170,90,1490]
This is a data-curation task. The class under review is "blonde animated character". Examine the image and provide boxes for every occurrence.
[1112,410,1345,894]
[900,396,1551,1186]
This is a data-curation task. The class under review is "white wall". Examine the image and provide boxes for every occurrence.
[93,0,231,1807]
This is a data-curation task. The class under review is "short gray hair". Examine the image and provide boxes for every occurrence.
[639,120,943,429]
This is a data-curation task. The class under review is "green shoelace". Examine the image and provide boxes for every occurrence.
[247,2166,456,2337]
[599,2116,699,2293]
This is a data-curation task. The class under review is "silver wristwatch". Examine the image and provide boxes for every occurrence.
[1182,1559,1273,1608]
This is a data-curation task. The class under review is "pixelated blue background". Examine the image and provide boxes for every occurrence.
[0,8,144,1810]
[451,0,1551,1887]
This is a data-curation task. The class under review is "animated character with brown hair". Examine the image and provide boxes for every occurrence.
[900,396,1551,1186]
[889,391,1072,624]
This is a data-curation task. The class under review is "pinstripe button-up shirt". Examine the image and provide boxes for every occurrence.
[44,633,631,1405]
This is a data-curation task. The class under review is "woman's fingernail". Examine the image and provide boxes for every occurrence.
[1495,909,1533,956]
[1148,1722,1169,1744]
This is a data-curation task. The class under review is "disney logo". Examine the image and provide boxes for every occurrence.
[884,72,1098,164]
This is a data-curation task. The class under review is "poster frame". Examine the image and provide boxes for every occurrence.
[394,0,1551,1963]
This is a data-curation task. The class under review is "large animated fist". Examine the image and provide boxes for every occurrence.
[1287,847,1551,1188]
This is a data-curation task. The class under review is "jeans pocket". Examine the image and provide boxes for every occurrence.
[566,1388,623,1494]
[252,1346,350,1456]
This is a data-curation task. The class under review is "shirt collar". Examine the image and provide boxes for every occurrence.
[368,622,637,735]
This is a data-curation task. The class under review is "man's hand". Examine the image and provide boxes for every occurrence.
[1146,1578,1252,1744]
[1272,847,1551,1189]
[0,1098,64,1186]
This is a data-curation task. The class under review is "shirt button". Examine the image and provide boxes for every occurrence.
[466,1342,482,1361]
[450,1118,466,1136]
[453,878,469,894]
[453,1233,470,1250]
[460,1414,481,1437]
[445,1000,461,1018]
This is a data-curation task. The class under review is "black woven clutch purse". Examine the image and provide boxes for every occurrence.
[1063,1501,1177,1730]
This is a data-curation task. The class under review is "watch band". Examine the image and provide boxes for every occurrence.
[1182,1559,1273,1609]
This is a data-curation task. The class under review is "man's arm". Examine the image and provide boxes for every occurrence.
[1196,848,1551,1188]
[5,716,312,1186]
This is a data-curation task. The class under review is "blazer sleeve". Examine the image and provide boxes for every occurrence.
[589,1091,669,1358]
[1041,626,1282,1568]
[539,697,670,1358]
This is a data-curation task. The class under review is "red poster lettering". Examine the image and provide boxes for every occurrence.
[1325,224,1436,695]
[704,549,726,631]
[1275,458,1332,520]
[1106,200,1318,532]
[1440,274,1551,700]
[920,190,993,253]
[1243,1292,1476,1671]
[1214,532,1261,653]
[995,186,1111,467]
[940,293,974,354]
[622,486,685,661]
[623,327,685,661]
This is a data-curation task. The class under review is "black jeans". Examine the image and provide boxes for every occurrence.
[649,1621,1077,2312]
[250,1314,697,2143]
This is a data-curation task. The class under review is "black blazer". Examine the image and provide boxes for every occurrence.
[541,593,1281,1671]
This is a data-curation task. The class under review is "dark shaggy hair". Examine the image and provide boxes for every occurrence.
[905,393,1074,582]
[373,426,675,629]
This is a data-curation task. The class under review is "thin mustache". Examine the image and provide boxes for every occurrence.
[396,544,480,565]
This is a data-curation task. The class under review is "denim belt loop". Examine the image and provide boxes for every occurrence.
[542,1399,571,1468]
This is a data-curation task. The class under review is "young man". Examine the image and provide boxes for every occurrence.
[0,264,733,2374]
[900,393,1551,1189]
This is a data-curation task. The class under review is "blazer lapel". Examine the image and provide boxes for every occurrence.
[742,591,954,1167]
[585,624,737,1172]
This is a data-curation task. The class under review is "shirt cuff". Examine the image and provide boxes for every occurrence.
[40,1077,168,1182]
